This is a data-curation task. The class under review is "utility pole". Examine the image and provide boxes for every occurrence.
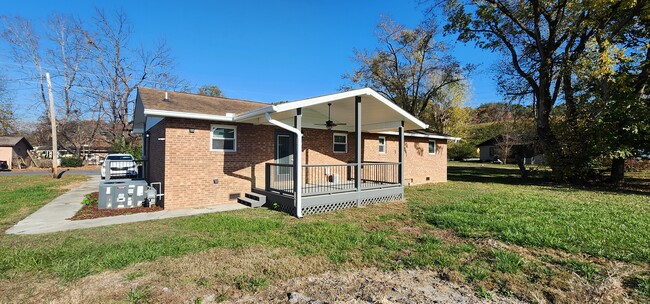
[46,72,58,178]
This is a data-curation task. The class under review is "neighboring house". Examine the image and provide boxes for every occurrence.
[133,87,459,217]
[0,137,33,169]
[476,135,543,164]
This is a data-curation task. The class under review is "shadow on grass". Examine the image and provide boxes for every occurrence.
[449,164,650,196]
[448,165,550,186]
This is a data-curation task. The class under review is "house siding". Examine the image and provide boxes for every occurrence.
[0,147,11,168]
[157,118,447,209]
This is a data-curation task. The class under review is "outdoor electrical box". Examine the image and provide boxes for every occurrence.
[98,179,151,209]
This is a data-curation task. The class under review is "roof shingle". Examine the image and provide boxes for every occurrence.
[137,87,268,116]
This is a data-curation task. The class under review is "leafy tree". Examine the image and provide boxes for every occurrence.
[570,17,650,184]
[344,18,472,130]
[197,84,224,97]
[443,0,646,180]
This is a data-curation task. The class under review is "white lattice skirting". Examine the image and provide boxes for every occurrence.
[301,193,403,215]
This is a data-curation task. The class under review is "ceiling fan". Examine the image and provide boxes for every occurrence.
[316,103,347,130]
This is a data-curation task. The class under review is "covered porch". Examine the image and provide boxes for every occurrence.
[236,88,427,217]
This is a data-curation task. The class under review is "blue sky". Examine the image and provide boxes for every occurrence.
[2,0,501,120]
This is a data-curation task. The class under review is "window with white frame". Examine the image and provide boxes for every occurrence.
[378,136,386,154]
[211,125,236,152]
[428,140,436,155]
[333,133,347,153]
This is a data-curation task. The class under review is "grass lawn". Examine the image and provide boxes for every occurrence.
[0,166,649,303]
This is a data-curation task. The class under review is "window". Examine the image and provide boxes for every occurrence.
[211,125,236,152]
[428,140,436,155]
[378,136,386,154]
[333,133,347,153]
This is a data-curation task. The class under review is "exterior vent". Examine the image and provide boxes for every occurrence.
[163,91,169,102]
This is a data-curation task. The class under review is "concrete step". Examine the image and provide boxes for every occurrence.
[245,192,266,204]
[237,196,265,208]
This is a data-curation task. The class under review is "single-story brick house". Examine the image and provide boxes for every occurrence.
[133,87,459,217]
[0,137,33,169]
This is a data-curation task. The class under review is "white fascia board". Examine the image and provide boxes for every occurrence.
[233,105,276,121]
[272,88,370,112]
[365,90,428,130]
[144,109,233,122]
[379,131,461,141]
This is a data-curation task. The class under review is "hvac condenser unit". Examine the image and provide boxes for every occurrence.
[98,180,156,209]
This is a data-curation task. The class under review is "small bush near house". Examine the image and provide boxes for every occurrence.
[61,156,83,167]
[81,192,99,206]
[448,142,478,161]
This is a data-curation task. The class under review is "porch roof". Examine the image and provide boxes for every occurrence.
[235,88,428,132]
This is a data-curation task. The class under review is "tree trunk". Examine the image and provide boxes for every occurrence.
[610,157,625,186]
[517,156,528,179]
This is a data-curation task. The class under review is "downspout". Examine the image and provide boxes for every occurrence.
[264,112,303,218]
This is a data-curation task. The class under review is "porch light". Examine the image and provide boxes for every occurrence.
[189,128,195,133]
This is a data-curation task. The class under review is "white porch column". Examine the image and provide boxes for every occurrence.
[355,96,362,206]
[294,108,303,218]
[398,121,404,186]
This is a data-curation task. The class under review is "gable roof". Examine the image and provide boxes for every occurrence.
[0,137,33,149]
[138,87,267,117]
[134,87,450,135]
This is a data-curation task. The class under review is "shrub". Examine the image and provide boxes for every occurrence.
[35,159,53,168]
[60,156,83,167]
[448,142,478,161]
[81,192,99,206]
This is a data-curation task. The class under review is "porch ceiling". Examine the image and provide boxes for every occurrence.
[237,88,427,132]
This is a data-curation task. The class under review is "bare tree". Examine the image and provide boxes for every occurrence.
[1,14,98,154]
[0,16,49,113]
[82,9,182,148]
[0,74,15,135]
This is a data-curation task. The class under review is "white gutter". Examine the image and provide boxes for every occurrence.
[264,113,303,218]
[144,109,233,122]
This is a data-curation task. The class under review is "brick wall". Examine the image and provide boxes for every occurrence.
[157,118,447,209]
[362,134,447,185]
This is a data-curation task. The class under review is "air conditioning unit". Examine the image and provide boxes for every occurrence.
[98,180,157,209]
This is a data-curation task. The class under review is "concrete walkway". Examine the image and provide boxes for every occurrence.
[5,177,248,235]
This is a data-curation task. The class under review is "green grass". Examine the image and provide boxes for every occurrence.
[0,175,88,231]
[413,165,650,263]
[0,165,649,302]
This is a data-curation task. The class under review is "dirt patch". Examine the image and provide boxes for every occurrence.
[68,192,162,220]
[235,268,524,304]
